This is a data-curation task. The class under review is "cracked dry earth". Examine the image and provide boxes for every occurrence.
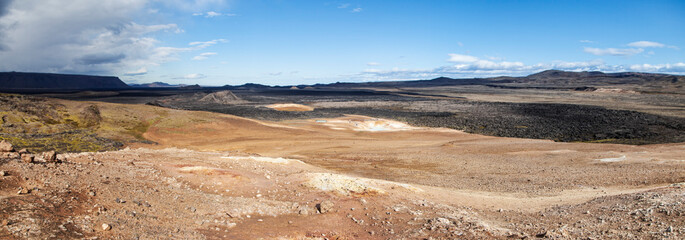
[0,113,684,239]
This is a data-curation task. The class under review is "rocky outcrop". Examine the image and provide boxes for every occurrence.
[198,90,243,104]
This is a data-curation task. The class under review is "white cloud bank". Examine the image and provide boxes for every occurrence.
[359,53,685,81]
[0,0,227,77]
[583,47,644,56]
[584,41,679,57]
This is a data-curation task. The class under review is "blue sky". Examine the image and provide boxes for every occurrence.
[0,0,684,85]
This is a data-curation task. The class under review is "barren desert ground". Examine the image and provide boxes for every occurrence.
[1,85,684,239]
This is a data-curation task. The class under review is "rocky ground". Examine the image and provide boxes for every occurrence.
[0,88,683,239]
[1,139,684,239]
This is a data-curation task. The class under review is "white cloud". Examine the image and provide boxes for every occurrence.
[193,11,236,17]
[0,0,232,77]
[338,3,350,9]
[352,7,362,13]
[125,67,148,76]
[189,39,228,48]
[627,41,665,48]
[629,63,685,73]
[206,11,221,17]
[457,42,464,47]
[579,40,594,43]
[583,47,644,56]
[176,73,207,79]
[627,40,679,50]
[356,54,681,81]
[192,52,218,60]
[0,0,192,75]
[447,53,479,63]
[366,62,381,66]
[156,0,227,12]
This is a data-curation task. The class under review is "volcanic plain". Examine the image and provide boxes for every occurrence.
[1,70,684,239]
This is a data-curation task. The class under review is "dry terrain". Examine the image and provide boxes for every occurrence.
[1,92,684,239]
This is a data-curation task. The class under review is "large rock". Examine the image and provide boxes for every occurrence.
[42,151,57,162]
[21,154,34,163]
[316,200,334,214]
[1,152,19,159]
[0,140,13,152]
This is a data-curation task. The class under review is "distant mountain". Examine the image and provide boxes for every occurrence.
[0,72,129,90]
[500,70,683,89]
[287,70,683,91]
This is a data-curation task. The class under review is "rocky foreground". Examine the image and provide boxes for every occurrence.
[1,139,684,239]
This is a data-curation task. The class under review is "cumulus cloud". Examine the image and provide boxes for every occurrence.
[629,63,685,73]
[192,52,218,60]
[157,0,227,12]
[125,67,148,76]
[627,40,679,50]
[627,41,665,48]
[189,39,228,48]
[447,54,525,71]
[193,11,235,17]
[0,0,189,75]
[366,62,381,66]
[579,40,595,43]
[356,54,679,81]
[352,8,363,13]
[583,47,644,56]
[447,53,479,63]
[0,0,229,77]
[176,73,207,79]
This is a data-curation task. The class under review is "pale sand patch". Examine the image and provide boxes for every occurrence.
[221,156,302,164]
[304,173,386,196]
[178,166,224,175]
[265,103,314,111]
[317,116,419,132]
[303,173,424,196]
[597,155,627,162]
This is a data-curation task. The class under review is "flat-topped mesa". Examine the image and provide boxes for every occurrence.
[0,72,129,90]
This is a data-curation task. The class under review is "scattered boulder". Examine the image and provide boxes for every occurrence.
[0,170,6,176]
[316,200,334,214]
[0,140,13,152]
[18,148,29,154]
[21,154,34,163]
[42,150,57,162]
[297,205,310,215]
[102,223,112,231]
[1,152,19,159]
[17,188,30,194]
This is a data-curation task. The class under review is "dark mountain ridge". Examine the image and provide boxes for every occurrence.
[0,72,129,90]
[295,70,684,91]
